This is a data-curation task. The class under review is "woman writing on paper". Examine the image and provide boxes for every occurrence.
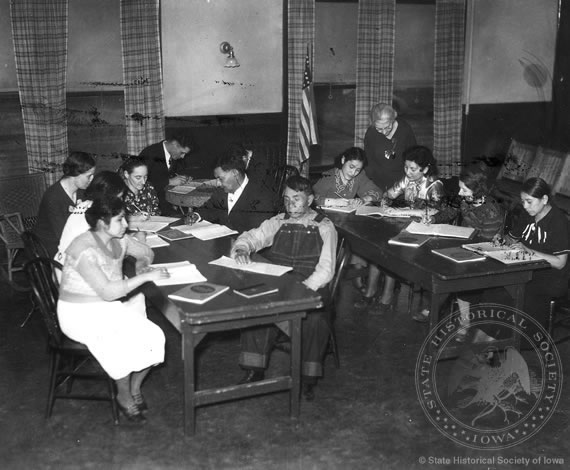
[358,146,445,313]
[503,177,570,328]
[58,196,169,423]
[313,147,382,208]
[120,157,161,222]
[429,162,505,339]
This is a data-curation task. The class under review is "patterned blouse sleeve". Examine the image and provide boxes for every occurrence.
[354,172,382,201]
[146,183,161,215]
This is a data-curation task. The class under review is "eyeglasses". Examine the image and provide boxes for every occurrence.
[375,123,394,133]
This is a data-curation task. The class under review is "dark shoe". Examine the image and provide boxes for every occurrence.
[132,393,148,412]
[412,308,430,323]
[354,294,376,309]
[237,369,265,384]
[302,382,315,401]
[117,401,146,424]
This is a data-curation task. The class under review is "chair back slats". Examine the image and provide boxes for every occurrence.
[0,173,47,231]
[24,258,63,344]
[0,213,25,248]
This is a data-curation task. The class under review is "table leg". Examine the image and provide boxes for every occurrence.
[290,315,302,419]
[183,328,197,436]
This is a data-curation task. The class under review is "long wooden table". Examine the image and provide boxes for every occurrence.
[147,234,322,435]
[325,211,549,358]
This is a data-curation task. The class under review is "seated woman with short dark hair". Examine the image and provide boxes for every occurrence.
[57,196,169,423]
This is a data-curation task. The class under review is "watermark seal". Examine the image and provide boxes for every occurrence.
[415,303,562,450]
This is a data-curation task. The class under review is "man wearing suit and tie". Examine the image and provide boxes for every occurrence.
[197,151,276,234]
[139,132,194,215]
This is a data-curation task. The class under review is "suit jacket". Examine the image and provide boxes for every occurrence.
[139,141,184,215]
[199,179,276,234]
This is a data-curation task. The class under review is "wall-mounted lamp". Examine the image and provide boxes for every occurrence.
[220,41,240,68]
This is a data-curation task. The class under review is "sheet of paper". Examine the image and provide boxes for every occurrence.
[145,234,170,248]
[405,221,475,239]
[209,255,293,277]
[175,221,238,240]
[148,215,180,223]
[150,261,207,286]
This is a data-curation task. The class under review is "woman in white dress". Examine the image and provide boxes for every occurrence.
[57,196,170,423]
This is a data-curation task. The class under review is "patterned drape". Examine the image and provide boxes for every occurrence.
[286,0,315,175]
[354,0,396,148]
[10,0,69,185]
[120,0,164,156]
[434,0,466,177]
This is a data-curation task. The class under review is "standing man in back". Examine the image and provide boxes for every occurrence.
[139,132,194,215]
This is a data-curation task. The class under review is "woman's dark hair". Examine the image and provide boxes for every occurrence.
[459,161,491,199]
[285,175,314,196]
[85,171,127,201]
[521,177,551,201]
[334,147,367,169]
[85,196,125,230]
[62,151,96,177]
[402,145,438,176]
[120,157,147,175]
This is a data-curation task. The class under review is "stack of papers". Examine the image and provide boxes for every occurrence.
[149,261,207,286]
[175,221,238,240]
[209,256,293,276]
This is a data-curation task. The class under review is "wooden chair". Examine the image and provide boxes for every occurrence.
[326,235,351,368]
[0,212,25,282]
[548,295,570,345]
[20,230,50,261]
[23,258,119,424]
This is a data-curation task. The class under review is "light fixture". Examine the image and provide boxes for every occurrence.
[220,41,240,68]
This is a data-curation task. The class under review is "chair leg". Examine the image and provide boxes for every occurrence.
[548,300,556,340]
[325,310,340,369]
[407,284,415,317]
[107,378,119,425]
[46,351,59,419]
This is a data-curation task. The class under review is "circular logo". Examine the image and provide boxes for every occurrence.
[190,283,216,294]
[415,303,562,450]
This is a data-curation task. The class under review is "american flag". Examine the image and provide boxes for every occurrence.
[299,47,318,163]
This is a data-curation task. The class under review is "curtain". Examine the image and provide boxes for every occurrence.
[434,0,466,177]
[287,0,315,174]
[10,0,69,185]
[354,0,396,148]
[120,0,164,156]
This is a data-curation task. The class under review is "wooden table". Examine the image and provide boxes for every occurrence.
[149,234,322,435]
[325,211,549,358]
[165,180,217,209]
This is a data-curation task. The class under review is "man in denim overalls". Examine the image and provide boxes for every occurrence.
[231,175,338,400]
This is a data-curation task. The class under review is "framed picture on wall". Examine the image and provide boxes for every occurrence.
[526,146,566,188]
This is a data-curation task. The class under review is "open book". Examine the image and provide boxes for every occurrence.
[174,221,238,240]
[405,221,475,239]
[356,206,438,218]
[149,261,207,286]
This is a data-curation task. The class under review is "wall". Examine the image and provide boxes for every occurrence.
[162,0,283,116]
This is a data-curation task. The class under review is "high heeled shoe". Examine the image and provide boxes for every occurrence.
[117,400,147,424]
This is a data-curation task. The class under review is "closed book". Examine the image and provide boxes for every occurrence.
[168,282,229,304]
[158,228,194,241]
[234,283,279,299]
[431,247,486,263]
[406,221,475,239]
[388,232,432,248]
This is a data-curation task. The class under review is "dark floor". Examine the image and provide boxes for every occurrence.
[1,270,569,470]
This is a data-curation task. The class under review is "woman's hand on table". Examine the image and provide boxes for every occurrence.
[142,267,171,282]
[233,249,252,265]
[351,198,365,207]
